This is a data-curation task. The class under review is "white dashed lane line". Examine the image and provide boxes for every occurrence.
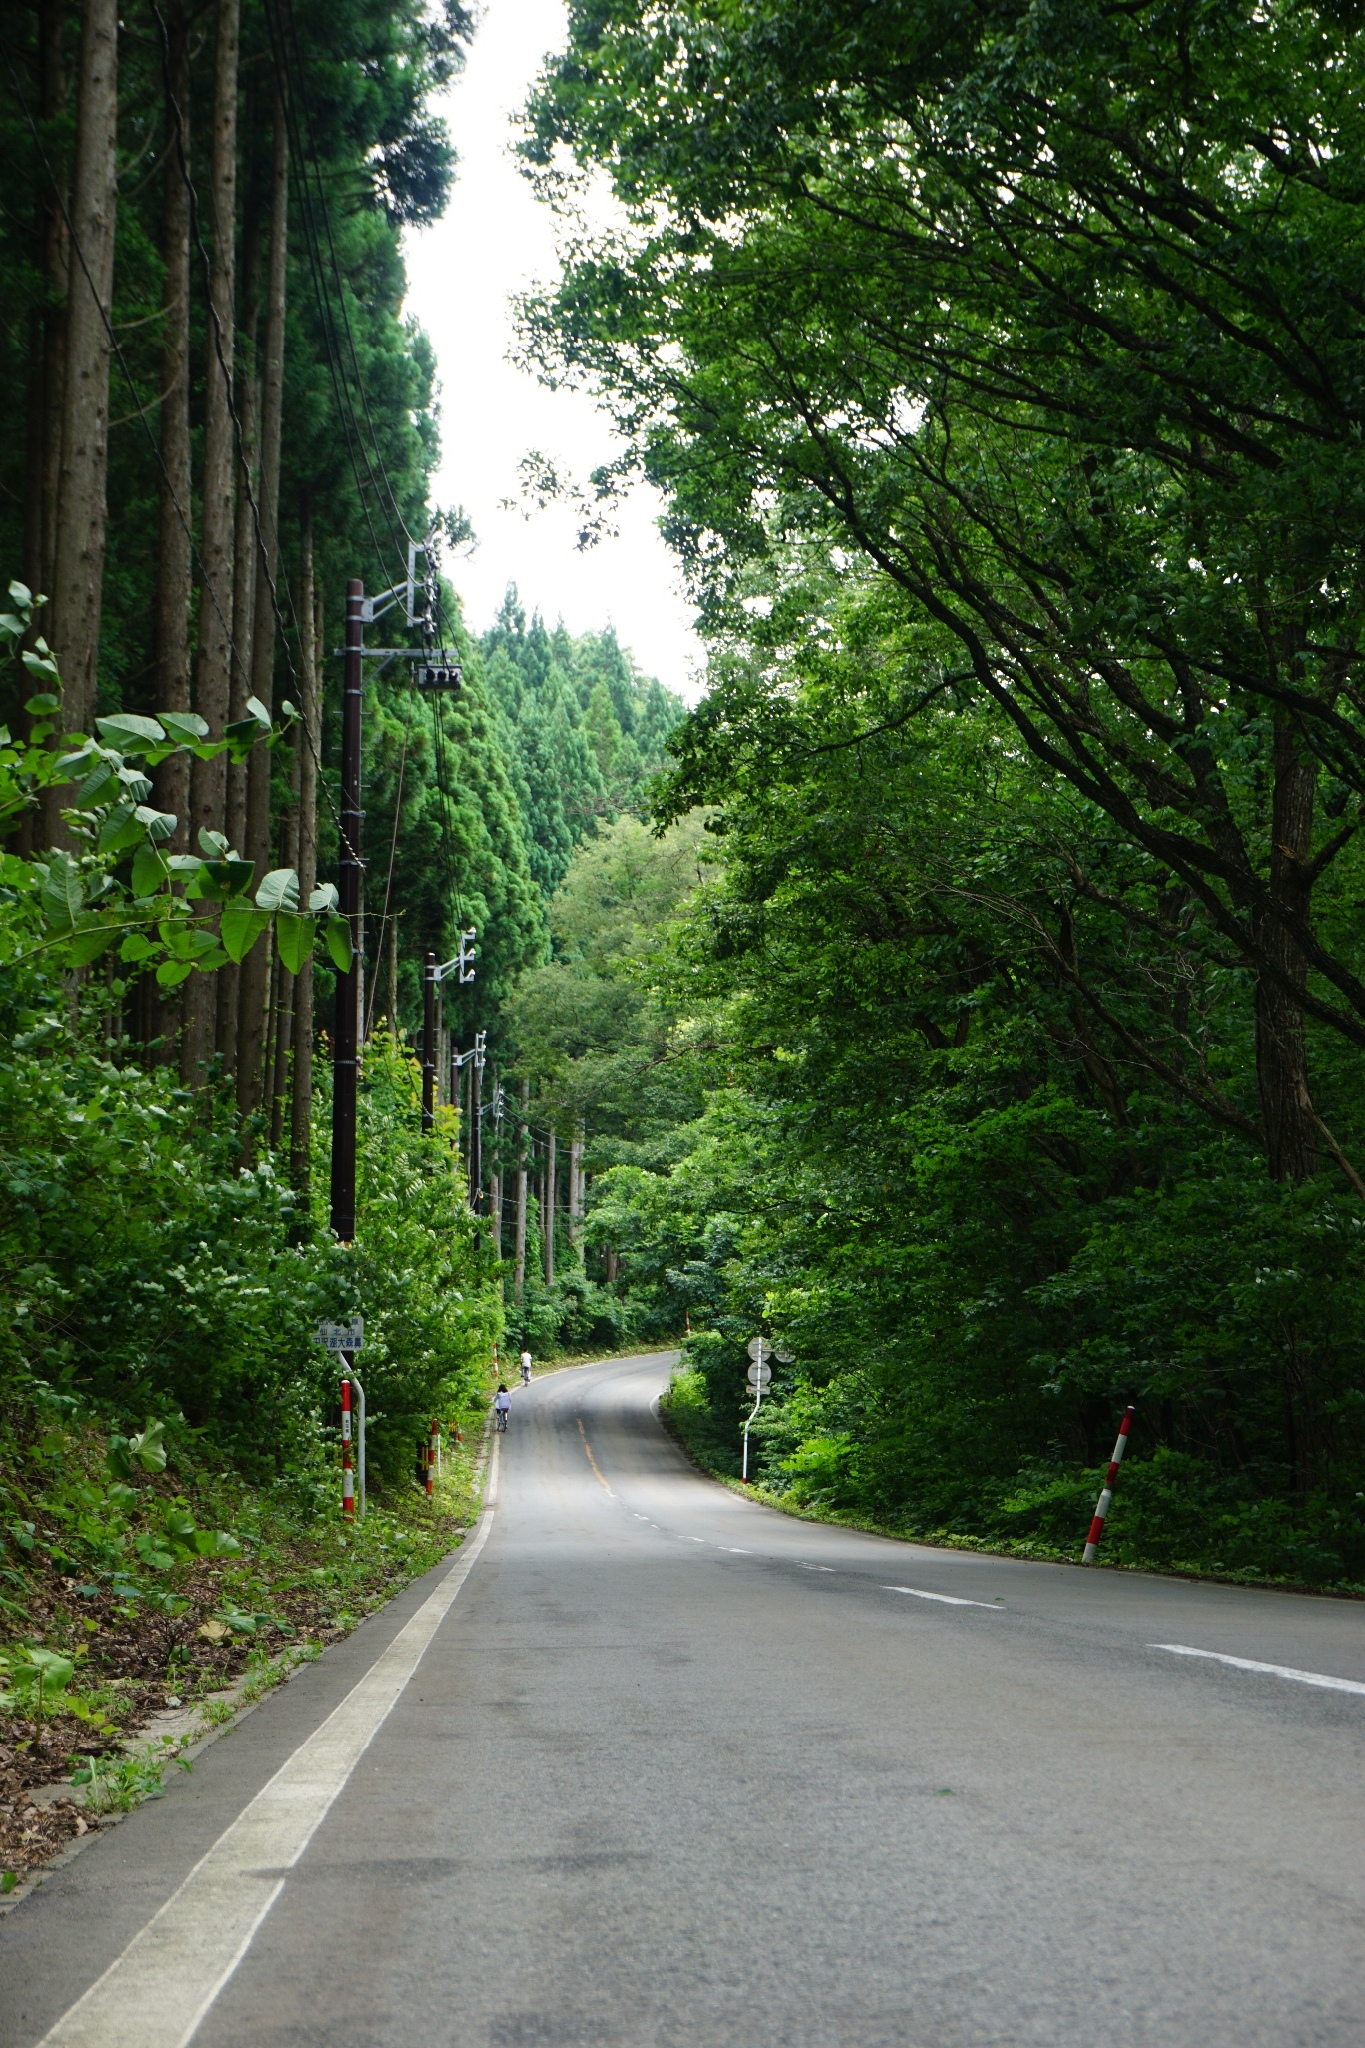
[1152,1644,1365,1697]
[883,1585,1001,1610]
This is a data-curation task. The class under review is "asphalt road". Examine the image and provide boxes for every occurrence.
[3,1352,1364,2047]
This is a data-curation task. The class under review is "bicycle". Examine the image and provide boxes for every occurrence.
[494,1407,509,1432]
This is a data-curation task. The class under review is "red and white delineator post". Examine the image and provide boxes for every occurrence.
[338,1365,366,1521]
[1082,1406,1135,1563]
[427,1418,438,1496]
[341,1378,355,1519]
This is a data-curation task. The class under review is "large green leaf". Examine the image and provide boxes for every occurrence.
[75,758,120,807]
[131,844,172,899]
[96,802,146,856]
[255,867,299,913]
[134,1534,175,1572]
[309,882,339,914]
[155,959,194,987]
[220,899,271,963]
[129,1419,167,1472]
[39,851,84,931]
[274,910,314,975]
[189,858,254,901]
[158,920,223,962]
[96,713,166,753]
[157,710,209,743]
[134,805,177,844]
[68,920,117,968]
[325,915,354,972]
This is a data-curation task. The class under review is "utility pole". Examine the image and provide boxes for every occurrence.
[422,949,436,1132]
[470,1032,484,1213]
[514,1078,529,1300]
[489,1074,504,1258]
[544,1124,556,1286]
[329,579,364,1244]
[569,1120,585,1248]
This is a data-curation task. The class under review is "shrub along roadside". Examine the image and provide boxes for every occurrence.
[660,1367,1365,1596]
[0,976,506,1890]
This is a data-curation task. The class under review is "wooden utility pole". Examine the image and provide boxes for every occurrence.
[544,1124,556,1286]
[469,1044,483,1214]
[329,579,363,1244]
[514,1079,529,1300]
[421,951,436,1132]
[290,525,318,1191]
[569,1120,584,1247]
[489,1070,503,1257]
[48,0,119,741]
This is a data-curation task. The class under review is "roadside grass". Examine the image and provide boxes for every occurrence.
[0,1416,489,1892]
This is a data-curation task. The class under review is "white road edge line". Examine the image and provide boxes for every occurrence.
[883,1585,1000,1610]
[1151,1643,1365,1697]
[40,1434,502,2048]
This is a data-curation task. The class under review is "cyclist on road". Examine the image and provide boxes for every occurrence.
[520,1349,532,1386]
[493,1384,511,1431]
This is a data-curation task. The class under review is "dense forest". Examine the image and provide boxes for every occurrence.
[0,0,690,1874]
[6,0,1365,1891]
[509,0,1365,1588]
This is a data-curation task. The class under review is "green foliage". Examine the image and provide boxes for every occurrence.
[0,1645,75,1719]
[0,980,498,1492]
[555,615,1365,1583]
[496,811,712,1350]
[70,1737,194,1814]
[504,0,1365,1582]
[479,590,686,901]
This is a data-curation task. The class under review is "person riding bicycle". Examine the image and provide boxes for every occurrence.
[520,1349,532,1386]
[493,1383,511,1431]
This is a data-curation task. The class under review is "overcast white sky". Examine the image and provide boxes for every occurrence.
[403,0,705,701]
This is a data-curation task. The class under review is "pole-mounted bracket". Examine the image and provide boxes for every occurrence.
[430,928,477,986]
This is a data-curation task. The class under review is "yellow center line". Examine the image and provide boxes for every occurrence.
[577,1416,613,1494]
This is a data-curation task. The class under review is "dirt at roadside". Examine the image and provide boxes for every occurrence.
[0,1501,474,1890]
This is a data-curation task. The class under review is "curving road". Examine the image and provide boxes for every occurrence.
[3,1352,1364,2046]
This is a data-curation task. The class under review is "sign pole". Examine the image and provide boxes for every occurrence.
[318,1319,366,1520]
[340,1377,354,1519]
[742,1337,773,1482]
